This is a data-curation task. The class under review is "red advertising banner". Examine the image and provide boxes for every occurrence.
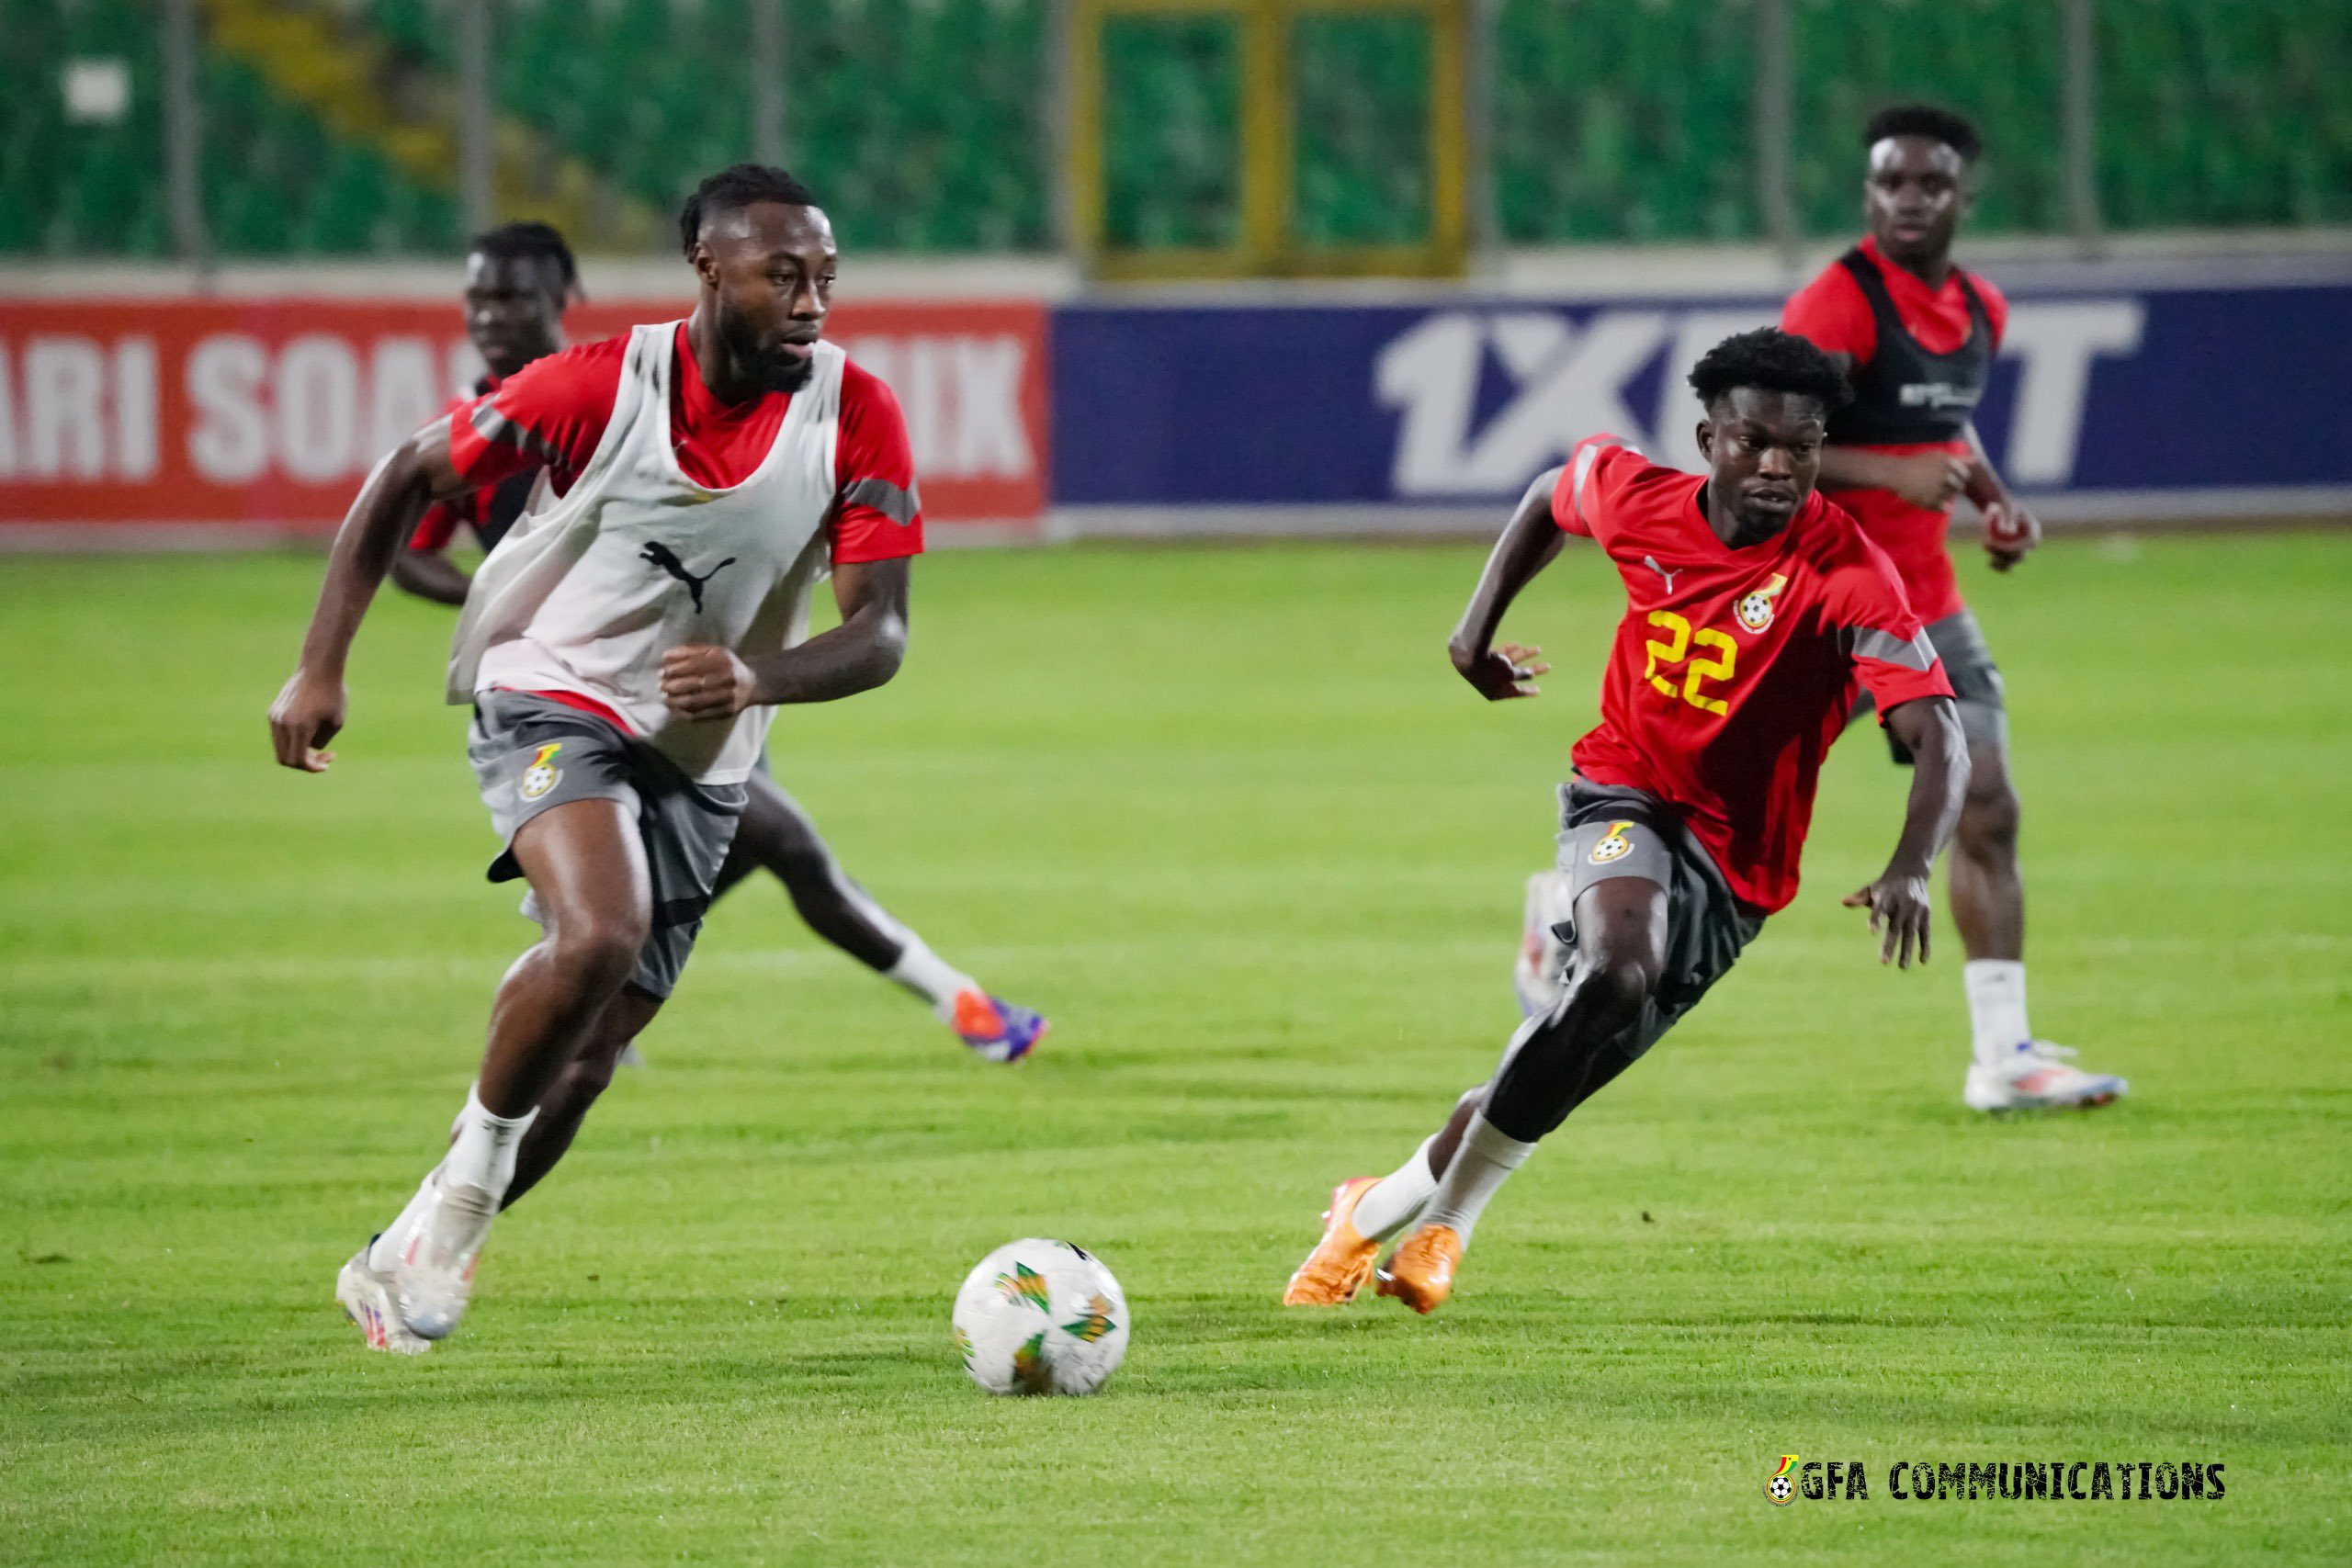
[0,297,1047,534]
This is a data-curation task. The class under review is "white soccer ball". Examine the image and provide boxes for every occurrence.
[951,1239,1128,1396]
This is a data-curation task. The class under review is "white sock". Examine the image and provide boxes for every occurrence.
[887,936,979,1020]
[443,1084,537,1199]
[1963,960,2032,1066]
[1417,1111,1536,1245]
[1351,1136,1441,1242]
[366,1175,438,1272]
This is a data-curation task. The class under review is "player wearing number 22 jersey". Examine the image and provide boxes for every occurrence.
[1284,329,1967,1317]
[1559,428,1951,914]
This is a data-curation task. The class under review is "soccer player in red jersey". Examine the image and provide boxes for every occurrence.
[269,165,991,1353]
[391,223,1046,1066]
[1283,330,1968,1315]
[1782,105,2124,1112]
[390,221,578,604]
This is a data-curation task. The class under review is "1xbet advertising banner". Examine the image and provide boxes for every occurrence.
[1051,281,2352,524]
[0,298,1047,534]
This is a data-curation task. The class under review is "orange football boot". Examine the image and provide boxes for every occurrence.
[1374,1224,1463,1314]
[1280,1177,1384,1305]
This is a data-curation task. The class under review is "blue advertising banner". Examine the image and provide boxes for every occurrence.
[1050,278,2352,526]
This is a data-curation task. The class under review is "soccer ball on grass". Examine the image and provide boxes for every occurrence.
[951,1239,1128,1396]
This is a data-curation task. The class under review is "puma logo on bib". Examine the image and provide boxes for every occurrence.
[640,541,737,613]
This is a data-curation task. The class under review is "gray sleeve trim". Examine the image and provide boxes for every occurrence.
[1849,626,1939,671]
[468,401,560,467]
[842,476,922,526]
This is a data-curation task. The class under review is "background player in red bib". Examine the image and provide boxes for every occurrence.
[390,220,1046,1067]
[1782,105,2125,1112]
[1283,330,1968,1315]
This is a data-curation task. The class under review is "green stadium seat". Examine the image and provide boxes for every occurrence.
[4,0,2347,256]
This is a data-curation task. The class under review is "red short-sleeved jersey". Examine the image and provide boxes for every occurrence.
[1553,435,1953,913]
[1781,237,2010,622]
[410,375,503,553]
[443,322,924,565]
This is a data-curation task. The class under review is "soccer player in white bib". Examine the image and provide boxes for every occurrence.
[392,220,1045,1067]
[270,165,936,1352]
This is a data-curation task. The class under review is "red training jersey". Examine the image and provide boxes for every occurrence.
[443,321,925,566]
[1781,235,2008,622]
[411,373,505,553]
[1553,435,1954,913]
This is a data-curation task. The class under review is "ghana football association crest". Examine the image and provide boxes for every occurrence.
[518,742,564,801]
[1589,820,1636,864]
[1767,1453,1800,1506]
[1736,572,1790,632]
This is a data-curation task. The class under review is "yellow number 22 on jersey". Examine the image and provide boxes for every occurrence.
[1643,611,1737,716]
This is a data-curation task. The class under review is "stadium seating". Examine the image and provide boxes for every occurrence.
[1100,12,1241,250]
[1290,10,1432,249]
[2,0,2346,256]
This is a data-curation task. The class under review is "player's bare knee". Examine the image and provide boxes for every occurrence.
[1959,776,2020,860]
[1564,951,1657,1034]
[548,912,646,995]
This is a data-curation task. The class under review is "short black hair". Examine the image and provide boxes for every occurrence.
[469,220,579,299]
[679,164,820,257]
[1687,328,1853,416]
[1863,102,1982,164]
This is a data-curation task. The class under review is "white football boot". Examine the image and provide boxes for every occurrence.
[390,1171,501,1341]
[1511,869,1577,1019]
[1964,1041,2128,1111]
[337,1242,431,1355]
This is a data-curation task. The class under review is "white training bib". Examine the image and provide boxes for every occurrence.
[447,322,842,784]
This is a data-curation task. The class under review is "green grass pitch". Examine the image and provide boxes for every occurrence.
[3,534,2347,1564]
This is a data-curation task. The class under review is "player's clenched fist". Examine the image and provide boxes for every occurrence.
[662,643,758,719]
[1843,870,1933,969]
[1981,498,2041,572]
[268,667,345,773]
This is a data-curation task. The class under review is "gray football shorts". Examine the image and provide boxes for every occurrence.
[1548,777,1766,1063]
[467,692,746,999]
[1849,607,2007,759]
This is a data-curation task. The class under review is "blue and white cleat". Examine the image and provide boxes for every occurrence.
[951,990,1048,1064]
[338,1239,431,1355]
[1965,1042,2128,1111]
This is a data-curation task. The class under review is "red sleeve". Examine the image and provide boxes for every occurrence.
[830,359,925,565]
[1826,529,1955,718]
[408,391,478,550]
[445,335,627,495]
[409,501,462,552]
[1968,270,2009,352]
[1781,265,1878,366]
[1548,434,1644,538]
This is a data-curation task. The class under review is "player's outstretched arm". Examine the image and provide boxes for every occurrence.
[267,416,469,772]
[1447,466,1563,701]
[661,556,910,720]
[1843,695,1967,968]
[1963,423,2042,572]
